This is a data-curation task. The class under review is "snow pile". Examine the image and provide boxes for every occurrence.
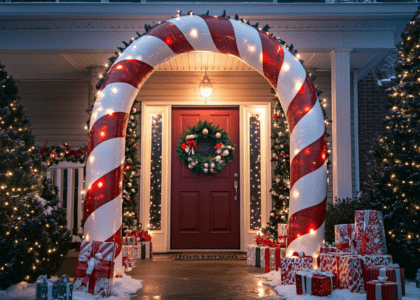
[259,270,420,300]
[0,273,142,300]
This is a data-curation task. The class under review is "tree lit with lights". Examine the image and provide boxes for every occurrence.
[364,7,420,279]
[0,63,71,289]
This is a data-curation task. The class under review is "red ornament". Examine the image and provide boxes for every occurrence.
[279,187,283,191]
[275,157,279,161]
[275,216,279,220]
[124,179,128,183]
[130,138,135,143]
[285,154,289,158]
[95,83,101,89]
[220,154,224,157]
[135,144,139,148]
[126,134,130,138]
[281,151,285,155]
[284,143,287,145]
[125,165,131,171]
[276,205,280,208]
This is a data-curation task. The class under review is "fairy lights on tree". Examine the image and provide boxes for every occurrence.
[364,6,420,278]
[0,63,71,289]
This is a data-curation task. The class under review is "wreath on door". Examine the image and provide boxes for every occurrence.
[176,120,235,175]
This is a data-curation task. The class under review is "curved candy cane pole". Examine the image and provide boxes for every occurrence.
[84,15,327,273]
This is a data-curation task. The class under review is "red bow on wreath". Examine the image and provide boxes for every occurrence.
[181,140,198,155]
[214,143,223,149]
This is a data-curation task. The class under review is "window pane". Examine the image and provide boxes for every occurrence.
[250,114,261,230]
[149,114,162,230]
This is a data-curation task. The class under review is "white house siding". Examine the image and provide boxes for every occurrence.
[17,80,89,148]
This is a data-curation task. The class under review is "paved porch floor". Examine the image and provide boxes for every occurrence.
[128,253,283,300]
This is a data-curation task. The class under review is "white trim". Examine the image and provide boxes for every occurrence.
[353,70,360,193]
[140,104,170,253]
[141,101,271,252]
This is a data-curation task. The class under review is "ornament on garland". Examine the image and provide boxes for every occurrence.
[176,121,235,175]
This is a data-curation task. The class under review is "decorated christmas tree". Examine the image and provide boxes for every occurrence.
[0,63,71,289]
[364,7,420,279]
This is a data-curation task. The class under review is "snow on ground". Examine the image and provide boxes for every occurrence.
[258,270,420,300]
[0,273,142,300]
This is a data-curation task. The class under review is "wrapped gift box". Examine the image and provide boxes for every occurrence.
[73,241,115,297]
[320,245,337,254]
[366,280,401,300]
[122,245,137,268]
[246,244,285,271]
[365,264,404,297]
[336,254,364,292]
[296,270,337,296]
[36,275,73,300]
[335,224,356,253]
[281,255,313,285]
[137,241,152,259]
[355,210,387,255]
[277,223,288,246]
[126,236,136,245]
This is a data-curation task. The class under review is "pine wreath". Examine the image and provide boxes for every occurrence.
[176,121,235,175]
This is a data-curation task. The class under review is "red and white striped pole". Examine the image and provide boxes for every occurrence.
[84,15,327,272]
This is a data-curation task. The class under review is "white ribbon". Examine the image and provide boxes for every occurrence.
[379,264,402,300]
[363,210,370,233]
[86,252,103,275]
[47,280,53,300]
[297,269,334,295]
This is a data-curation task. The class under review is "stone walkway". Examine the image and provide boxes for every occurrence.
[128,253,283,300]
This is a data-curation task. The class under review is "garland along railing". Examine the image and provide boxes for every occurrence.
[3,0,416,3]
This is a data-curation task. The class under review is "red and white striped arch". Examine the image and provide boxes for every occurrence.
[85,15,327,273]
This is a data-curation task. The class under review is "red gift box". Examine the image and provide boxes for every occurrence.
[296,270,337,296]
[320,245,337,254]
[355,210,387,255]
[73,241,115,297]
[366,280,401,300]
[122,245,137,269]
[335,224,356,253]
[337,254,364,292]
[277,223,288,246]
[281,255,313,285]
[365,264,404,297]
[263,247,284,273]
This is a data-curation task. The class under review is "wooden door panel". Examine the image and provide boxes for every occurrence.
[179,192,201,233]
[171,107,240,249]
[210,192,231,232]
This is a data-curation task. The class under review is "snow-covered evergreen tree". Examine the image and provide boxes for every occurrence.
[364,7,420,279]
[0,63,71,289]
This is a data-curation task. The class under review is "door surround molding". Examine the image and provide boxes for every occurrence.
[140,101,271,252]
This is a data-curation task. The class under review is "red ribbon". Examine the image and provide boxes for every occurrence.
[181,140,197,150]
[214,143,223,149]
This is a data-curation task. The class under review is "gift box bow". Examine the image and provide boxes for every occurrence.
[296,269,335,294]
[291,251,305,258]
[376,264,402,299]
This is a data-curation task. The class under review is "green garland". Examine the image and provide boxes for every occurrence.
[176,121,235,175]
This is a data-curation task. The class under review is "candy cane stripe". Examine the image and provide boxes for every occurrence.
[259,32,284,89]
[286,75,318,134]
[168,15,219,53]
[146,21,195,55]
[84,165,124,222]
[290,133,327,190]
[88,113,129,156]
[106,226,123,258]
[201,16,240,57]
[102,59,154,91]
[288,197,327,247]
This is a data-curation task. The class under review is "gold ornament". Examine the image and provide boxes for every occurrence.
[215,132,221,139]
[227,145,232,150]
[232,147,235,151]
[210,168,215,173]
[202,128,209,135]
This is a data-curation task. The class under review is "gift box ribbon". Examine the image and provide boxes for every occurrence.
[297,269,335,295]
[372,279,401,300]
[378,264,402,299]
[291,251,305,257]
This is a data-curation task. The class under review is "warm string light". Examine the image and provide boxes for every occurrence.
[149,114,163,230]
[250,114,262,230]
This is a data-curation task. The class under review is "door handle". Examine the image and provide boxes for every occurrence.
[234,180,238,200]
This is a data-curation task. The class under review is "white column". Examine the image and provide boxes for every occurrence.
[330,48,353,201]
[67,168,75,232]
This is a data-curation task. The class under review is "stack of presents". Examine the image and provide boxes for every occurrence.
[247,210,406,299]
[35,229,152,299]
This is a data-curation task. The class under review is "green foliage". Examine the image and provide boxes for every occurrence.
[0,63,71,289]
[175,120,235,175]
[363,7,420,279]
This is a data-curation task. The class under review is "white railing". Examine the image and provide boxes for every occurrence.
[46,161,85,235]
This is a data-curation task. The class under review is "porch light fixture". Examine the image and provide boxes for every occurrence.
[199,64,213,99]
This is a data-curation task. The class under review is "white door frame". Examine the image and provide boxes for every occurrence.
[140,101,271,252]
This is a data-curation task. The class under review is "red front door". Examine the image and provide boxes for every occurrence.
[171,107,240,249]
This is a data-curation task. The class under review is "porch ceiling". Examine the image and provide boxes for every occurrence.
[0,3,416,80]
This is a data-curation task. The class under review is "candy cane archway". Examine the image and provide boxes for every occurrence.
[85,15,327,273]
